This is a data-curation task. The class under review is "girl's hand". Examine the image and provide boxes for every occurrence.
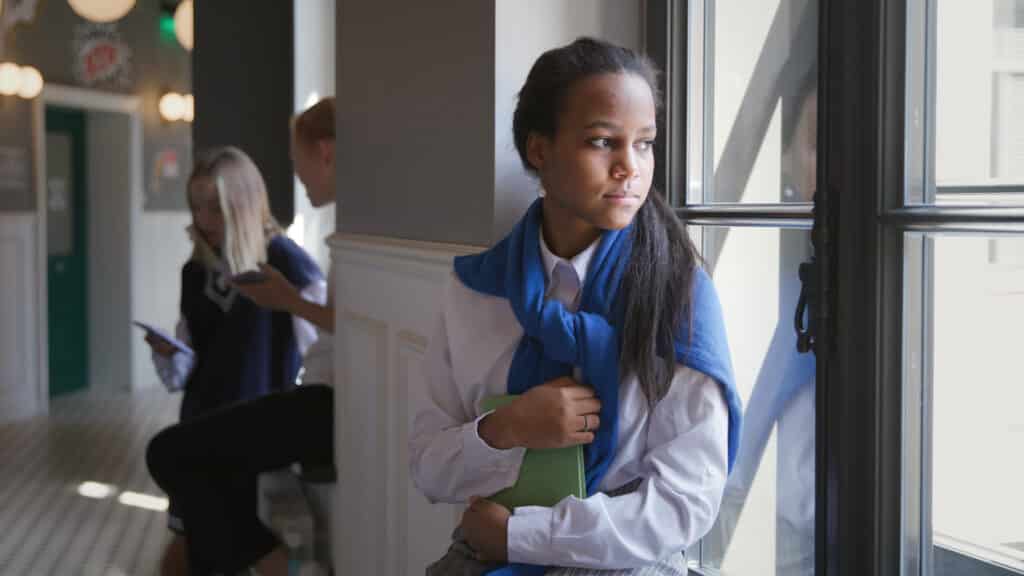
[144,333,176,358]
[479,377,601,450]
[233,264,300,312]
[462,496,510,564]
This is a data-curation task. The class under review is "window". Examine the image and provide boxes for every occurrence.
[904,233,1024,574]
[697,227,816,576]
[650,0,1024,574]
[905,1,1024,573]
[652,1,820,573]
[685,0,818,206]
[932,0,1024,205]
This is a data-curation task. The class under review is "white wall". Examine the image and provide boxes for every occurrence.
[87,111,133,393]
[331,236,473,575]
[292,0,337,272]
[0,215,40,422]
[493,0,642,240]
[83,108,191,393]
[130,209,192,390]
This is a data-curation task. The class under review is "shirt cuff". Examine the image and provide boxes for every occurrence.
[462,410,526,474]
[507,505,554,565]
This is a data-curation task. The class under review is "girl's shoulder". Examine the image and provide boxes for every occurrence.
[440,269,522,385]
[443,268,510,315]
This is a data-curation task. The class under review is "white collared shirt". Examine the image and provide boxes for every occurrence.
[409,231,730,570]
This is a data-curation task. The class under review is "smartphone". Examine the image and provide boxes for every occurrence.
[231,270,269,285]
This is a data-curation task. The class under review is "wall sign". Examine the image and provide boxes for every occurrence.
[72,23,134,88]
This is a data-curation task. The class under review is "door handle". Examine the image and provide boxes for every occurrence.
[795,257,817,353]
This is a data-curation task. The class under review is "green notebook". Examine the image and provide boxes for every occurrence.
[481,395,587,509]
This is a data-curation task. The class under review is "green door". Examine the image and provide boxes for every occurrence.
[46,107,88,397]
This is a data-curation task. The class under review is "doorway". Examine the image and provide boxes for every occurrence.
[45,106,89,397]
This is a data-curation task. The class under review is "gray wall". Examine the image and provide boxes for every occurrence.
[0,99,35,211]
[87,111,132,392]
[335,0,642,246]
[336,0,496,246]
[0,0,191,211]
[194,0,295,225]
[493,0,642,241]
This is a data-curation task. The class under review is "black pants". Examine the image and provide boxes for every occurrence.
[146,384,333,574]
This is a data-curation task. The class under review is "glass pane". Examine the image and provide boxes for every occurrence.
[931,0,1024,205]
[905,232,1024,574]
[46,133,74,257]
[686,0,818,206]
[698,226,816,576]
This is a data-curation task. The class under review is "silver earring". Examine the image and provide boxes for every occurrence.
[538,185,546,198]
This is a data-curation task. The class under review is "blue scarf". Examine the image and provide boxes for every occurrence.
[453,199,742,575]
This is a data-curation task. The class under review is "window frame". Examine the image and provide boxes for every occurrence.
[646,0,1024,574]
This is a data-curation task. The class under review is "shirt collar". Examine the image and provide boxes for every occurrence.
[538,228,599,290]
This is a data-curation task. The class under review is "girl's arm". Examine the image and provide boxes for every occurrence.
[505,366,729,569]
[150,318,195,392]
[408,307,528,504]
[234,263,334,334]
[292,279,328,354]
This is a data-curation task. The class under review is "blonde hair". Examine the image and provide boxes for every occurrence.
[186,147,282,275]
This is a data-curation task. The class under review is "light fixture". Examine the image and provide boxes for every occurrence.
[159,91,185,122]
[0,63,41,99]
[0,62,19,96]
[17,66,43,99]
[67,0,136,23]
[173,0,193,51]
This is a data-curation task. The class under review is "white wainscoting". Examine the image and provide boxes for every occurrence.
[0,214,40,423]
[329,233,479,575]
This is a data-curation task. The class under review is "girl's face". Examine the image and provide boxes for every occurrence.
[189,176,225,249]
[292,135,335,208]
[529,72,657,250]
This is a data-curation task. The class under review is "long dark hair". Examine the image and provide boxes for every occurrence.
[512,37,699,406]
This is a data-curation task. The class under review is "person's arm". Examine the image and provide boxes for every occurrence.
[287,291,334,334]
[502,366,729,569]
[234,263,334,333]
[149,318,195,392]
[291,279,327,354]
[408,309,529,504]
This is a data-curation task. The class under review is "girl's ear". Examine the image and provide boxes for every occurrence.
[526,132,549,173]
[318,140,334,167]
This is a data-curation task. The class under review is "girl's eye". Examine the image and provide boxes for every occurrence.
[635,140,655,152]
[588,138,612,149]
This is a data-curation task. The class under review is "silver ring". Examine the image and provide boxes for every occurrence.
[582,414,590,433]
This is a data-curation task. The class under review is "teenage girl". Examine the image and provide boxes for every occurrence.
[146,100,337,576]
[409,38,742,575]
[146,145,325,575]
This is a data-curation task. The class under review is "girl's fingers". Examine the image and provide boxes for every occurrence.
[569,431,596,445]
[573,413,600,432]
[563,385,598,400]
[573,397,602,415]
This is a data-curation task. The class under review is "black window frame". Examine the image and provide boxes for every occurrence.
[646,0,1024,575]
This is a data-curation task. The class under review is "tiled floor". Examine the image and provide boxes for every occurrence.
[0,388,181,576]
